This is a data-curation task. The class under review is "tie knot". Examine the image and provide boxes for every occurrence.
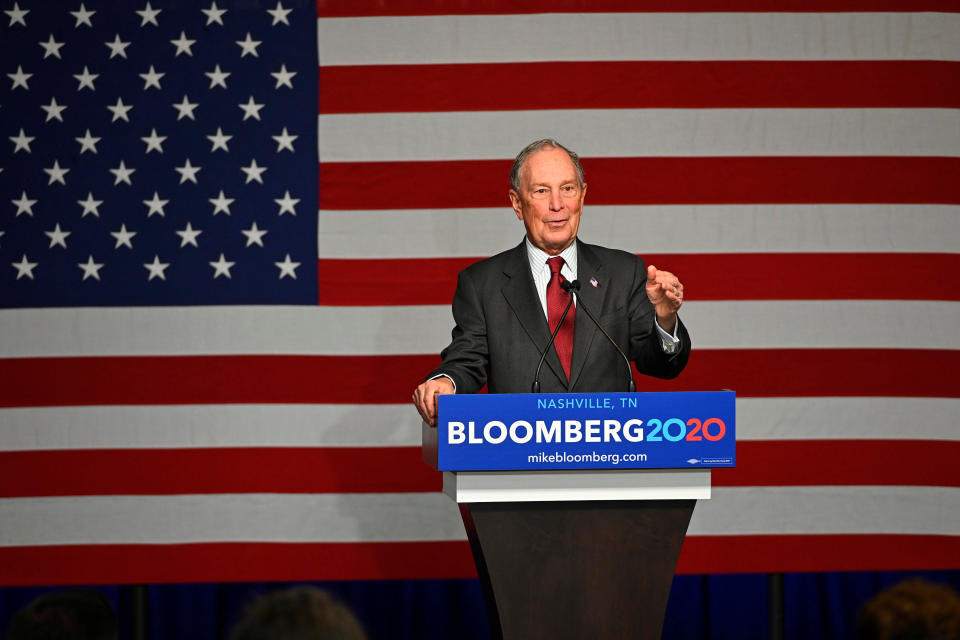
[547,256,565,276]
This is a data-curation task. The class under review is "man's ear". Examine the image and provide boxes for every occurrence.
[509,189,522,220]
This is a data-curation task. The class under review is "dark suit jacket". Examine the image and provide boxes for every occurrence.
[428,239,691,394]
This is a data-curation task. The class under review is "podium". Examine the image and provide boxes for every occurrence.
[423,391,735,640]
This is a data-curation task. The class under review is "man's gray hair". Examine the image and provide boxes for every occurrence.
[509,139,585,193]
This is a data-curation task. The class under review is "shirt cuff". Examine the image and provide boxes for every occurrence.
[654,318,680,354]
[428,373,457,393]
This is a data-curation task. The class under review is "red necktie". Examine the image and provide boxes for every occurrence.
[546,256,574,380]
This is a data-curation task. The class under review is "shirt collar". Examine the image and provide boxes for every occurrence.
[524,237,578,276]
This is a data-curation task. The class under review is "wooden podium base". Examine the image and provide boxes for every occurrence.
[460,499,695,640]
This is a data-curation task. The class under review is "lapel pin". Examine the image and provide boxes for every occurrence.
[590,277,599,288]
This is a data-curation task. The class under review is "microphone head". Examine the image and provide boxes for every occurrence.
[565,279,581,292]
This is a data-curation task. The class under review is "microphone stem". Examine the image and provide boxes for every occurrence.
[531,291,575,393]
[572,291,636,393]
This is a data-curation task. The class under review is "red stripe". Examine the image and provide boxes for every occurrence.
[677,534,960,574]
[0,448,440,498]
[1,534,956,585]
[319,256,477,306]
[0,542,477,586]
[716,441,960,488]
[320,61,960,112]
[318,253,960,305]
[0,441,952,498]
[0,349,956,407]
[317,0,960,17]
[319,157,960,209]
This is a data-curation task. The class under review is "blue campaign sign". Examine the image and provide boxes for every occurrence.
[436,391,735,471]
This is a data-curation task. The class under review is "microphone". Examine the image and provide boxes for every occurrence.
[531,281,576,393]
[562,279,636,393]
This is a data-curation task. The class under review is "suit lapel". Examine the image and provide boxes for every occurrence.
[500,241,568,389]
[569,241,609,389]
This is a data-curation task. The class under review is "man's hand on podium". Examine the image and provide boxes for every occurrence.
[413,376,455,427]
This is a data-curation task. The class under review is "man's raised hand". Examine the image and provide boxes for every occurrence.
[645,264,684,333]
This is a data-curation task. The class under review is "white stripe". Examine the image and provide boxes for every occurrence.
[0,493,465,546]
[735,398,960,442]
[681,300,960,350]
[3,398,956,452]
[317,205,960,257]
[319,109,960,162]
[690,486,960,536]
[0,405,420,451]
[0,305,452,356]
[1,302,956,357]
[317,13,960,64]
[1,486,955,546]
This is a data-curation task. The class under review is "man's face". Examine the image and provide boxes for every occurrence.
[509,147,587,256]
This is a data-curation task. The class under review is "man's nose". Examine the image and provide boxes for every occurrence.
[549,189,564,211]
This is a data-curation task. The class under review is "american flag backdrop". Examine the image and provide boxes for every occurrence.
[1,0,958,586]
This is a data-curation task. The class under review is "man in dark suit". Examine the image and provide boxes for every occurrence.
[413,139,690,425]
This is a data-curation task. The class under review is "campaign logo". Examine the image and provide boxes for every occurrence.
[437,391,736,471]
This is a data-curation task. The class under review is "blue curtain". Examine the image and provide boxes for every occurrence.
[2,570,958,639]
